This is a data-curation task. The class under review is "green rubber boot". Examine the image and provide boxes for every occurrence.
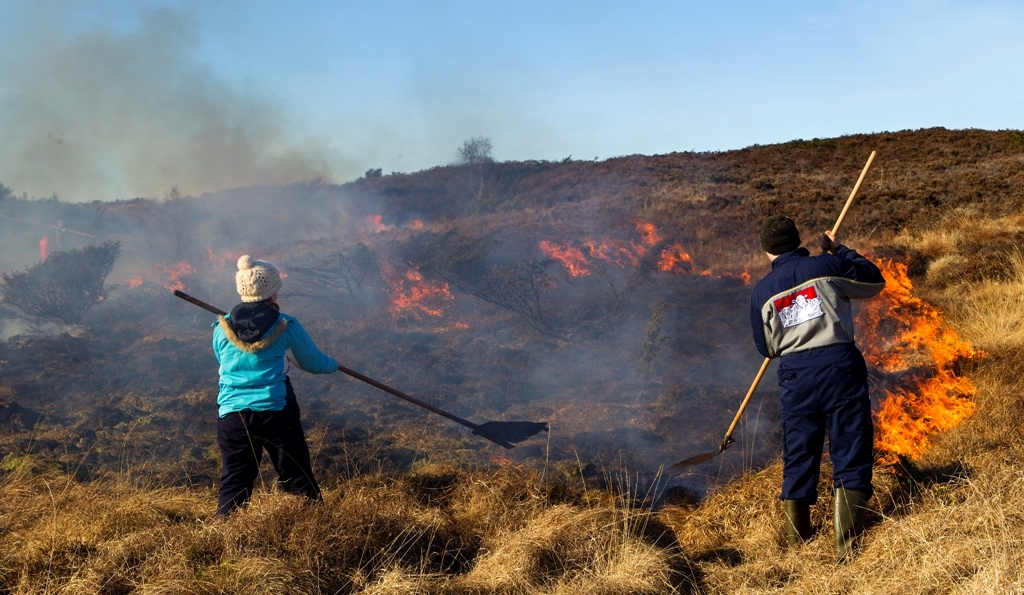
[834,488,870,561]
[784,499,813,546]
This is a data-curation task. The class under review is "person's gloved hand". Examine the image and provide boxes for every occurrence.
[819,231,840,254]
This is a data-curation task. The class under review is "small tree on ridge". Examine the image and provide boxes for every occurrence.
[455,136,493,166]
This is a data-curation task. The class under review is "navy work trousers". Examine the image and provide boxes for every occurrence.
[216,378,321,515]
[777,343,874,503]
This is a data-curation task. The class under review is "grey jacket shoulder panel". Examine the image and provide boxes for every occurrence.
[759,276,885,357]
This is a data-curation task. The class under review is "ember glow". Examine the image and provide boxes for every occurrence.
[365,214,389,233]
[858,260,978,463]
[540,220,749,283]
[160,260,197,292]
[633,220,661,246]
[127,276,144,289]
[39,236,48,262]
[382,266,454,319]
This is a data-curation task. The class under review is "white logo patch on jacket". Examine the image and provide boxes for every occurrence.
[774,286,824,328]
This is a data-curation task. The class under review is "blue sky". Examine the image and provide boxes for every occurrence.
[0,1,1021,200]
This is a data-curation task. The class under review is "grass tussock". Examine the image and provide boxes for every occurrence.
[941,249,1024,351]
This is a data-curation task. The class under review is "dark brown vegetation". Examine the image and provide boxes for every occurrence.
[1,127,1024,592]
[1,241,121,324]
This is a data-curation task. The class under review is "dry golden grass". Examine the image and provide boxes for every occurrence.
[940,249,1024,351]
[0,461,697,594]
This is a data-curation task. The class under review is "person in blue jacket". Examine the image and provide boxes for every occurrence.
[212,254,338,515]
[750,216,885,559]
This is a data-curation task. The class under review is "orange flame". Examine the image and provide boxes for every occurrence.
[160,260,196,292]
[584,239,642,267]
[410,220,424,230]
[539,220,749,283]
[539,241,591,276]
[382,266,454,318]
[858,260,978,462]
[127,276,144,289]
[39,236,49,262]
[719,266,752,285]
[656,244,713,275]
[633,219,661,247]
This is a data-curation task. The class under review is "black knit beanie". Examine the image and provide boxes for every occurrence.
[761,216,801,254]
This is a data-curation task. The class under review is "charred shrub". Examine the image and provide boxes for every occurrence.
[286,243,379,313]
[472,260,554,333]
[1,241,120,325]
[402,228,490,285]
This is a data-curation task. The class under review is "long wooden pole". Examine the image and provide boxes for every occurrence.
[832,151,877,236]
[719,357,771,450]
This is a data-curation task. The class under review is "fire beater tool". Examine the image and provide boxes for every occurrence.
[669,150,877,472]
[172,289,548,449]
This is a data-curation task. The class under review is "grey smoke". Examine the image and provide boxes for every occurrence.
[0,7,335,201]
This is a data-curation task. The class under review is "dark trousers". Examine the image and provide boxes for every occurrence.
[778,343,874,503]
[216,378,321,515]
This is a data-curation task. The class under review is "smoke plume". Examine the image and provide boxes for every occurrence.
[0,7,334,201]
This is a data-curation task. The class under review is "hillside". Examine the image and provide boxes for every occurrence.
[1,127,1024,593]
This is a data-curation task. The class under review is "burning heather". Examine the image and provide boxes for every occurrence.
[541,219,751,283]
[382,264,455,318]
[538,240,591,276]
[364,213,390,233]
[858,260,979,462]
[159,260,198,292]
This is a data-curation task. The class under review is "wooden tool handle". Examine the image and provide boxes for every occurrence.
[334,363,480,431]
[723,357,771,444]
[173,290,227,316]
[831,151,876,237]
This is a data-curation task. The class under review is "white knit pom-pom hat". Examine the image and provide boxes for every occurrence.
[235,255,282,302]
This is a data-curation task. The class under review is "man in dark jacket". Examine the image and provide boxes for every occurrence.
[750,215,885,559]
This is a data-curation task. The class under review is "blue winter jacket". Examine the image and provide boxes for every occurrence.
[750,246,885,359]
[212,304,337,417]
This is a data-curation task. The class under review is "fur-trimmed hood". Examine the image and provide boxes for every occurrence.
[218,316,288,353]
